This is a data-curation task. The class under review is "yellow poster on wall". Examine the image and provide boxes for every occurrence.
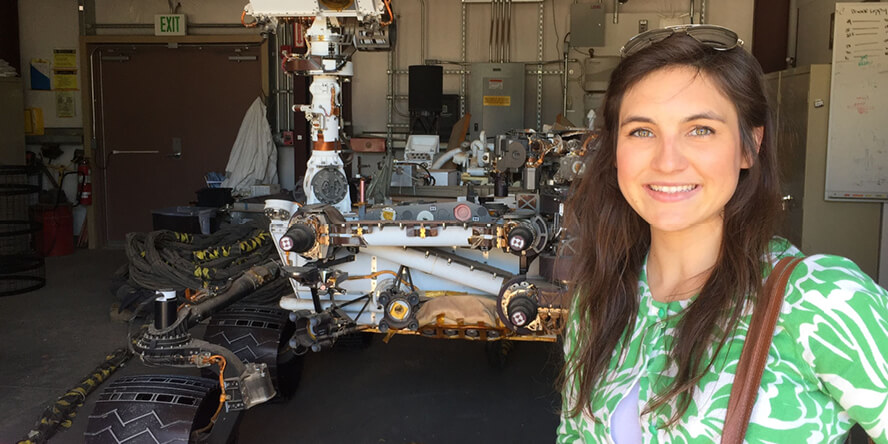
[53,70,77,90]
[53,49,77,69]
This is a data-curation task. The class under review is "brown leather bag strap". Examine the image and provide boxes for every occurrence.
[721,256,805,444]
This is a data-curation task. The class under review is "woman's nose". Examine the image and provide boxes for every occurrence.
[651,137,688,173]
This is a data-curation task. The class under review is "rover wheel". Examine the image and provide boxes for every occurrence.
[203,304,302,399]
[84,374,220,443]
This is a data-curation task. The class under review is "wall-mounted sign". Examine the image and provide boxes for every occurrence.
[53,70,77,90]
[155,14,186,36]
[53,49,77,69]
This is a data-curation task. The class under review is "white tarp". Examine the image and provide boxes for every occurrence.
[221,97,278,193]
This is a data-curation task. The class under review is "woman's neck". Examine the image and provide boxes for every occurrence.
[647,223,723,303]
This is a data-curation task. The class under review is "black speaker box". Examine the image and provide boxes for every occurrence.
[408,65,443,113]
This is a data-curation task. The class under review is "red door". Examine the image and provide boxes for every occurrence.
[91,43,262,244]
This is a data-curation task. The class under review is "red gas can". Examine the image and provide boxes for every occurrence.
[30,204,74,257]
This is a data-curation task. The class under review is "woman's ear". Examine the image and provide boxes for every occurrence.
[741,126,764,169]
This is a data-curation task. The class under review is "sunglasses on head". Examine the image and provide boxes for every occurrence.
[620,24,744,58]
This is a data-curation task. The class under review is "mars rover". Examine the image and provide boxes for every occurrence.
[80,1,591,441]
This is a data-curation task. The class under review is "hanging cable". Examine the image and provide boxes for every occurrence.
[380,0,394,26]
[241,10,258,28]
[192,355,228,436]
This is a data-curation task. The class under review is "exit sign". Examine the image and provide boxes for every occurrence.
[155,14,186,36]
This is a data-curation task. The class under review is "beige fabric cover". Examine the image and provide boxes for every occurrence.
[415,294,499,326]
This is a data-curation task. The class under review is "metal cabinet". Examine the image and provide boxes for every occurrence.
[765,64,881,278]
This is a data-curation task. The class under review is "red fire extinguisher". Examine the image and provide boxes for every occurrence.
[77,159,92,206]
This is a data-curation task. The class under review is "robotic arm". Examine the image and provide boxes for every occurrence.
[244,0,394,214]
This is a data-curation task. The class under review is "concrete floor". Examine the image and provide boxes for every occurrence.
[0,249,563,443]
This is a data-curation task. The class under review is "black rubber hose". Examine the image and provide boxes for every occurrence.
[188,262,280,327]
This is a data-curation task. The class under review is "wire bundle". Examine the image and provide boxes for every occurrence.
[114,221,293,313]
[17,348,132,444]
[125,222,275,291]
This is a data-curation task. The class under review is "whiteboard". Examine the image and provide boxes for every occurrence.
[825,3,888,201]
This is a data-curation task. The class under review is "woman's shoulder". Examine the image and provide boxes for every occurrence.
[778,249,887,328]
[766,238,875,292]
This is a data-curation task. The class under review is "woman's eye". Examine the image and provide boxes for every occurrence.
[629,128,654,138]
[689,126,714,136]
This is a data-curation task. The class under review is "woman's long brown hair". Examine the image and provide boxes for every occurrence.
[560,33,783,426]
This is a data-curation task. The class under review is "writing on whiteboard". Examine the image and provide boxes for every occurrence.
[849,7,887,15]
[840,6,888,62]
[850,96,874,114]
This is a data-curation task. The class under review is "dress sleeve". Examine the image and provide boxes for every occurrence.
[557,295,584,443]
[783,255,888,443]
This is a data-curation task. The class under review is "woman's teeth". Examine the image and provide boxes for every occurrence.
[649,184,697,193]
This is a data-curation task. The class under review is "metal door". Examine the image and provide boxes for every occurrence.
[90,43,262,244]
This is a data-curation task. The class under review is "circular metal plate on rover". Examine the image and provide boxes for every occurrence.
[311,167,349,204]
[496,277,540,335]
[499,141,528,171]
[320,0,354,11]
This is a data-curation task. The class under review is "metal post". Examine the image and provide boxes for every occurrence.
[537,2,544,131]
[420,0,426,64]
[505,0,512,62]
[387,51,394,150]
[489,0,496,62]
[562,50,569,118]
[460,1,467,117]
[78,0,96,36]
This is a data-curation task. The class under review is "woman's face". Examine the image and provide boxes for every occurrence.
[615,66,756,236]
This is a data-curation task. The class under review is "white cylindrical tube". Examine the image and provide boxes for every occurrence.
[431,147,463,169]
[364,246,505,295]
[359,225,475,247]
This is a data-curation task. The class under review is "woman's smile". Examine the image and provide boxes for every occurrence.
[645,183,701,202]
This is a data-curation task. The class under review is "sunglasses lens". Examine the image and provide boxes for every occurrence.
[686,27,739,50]
[621,25,740,57]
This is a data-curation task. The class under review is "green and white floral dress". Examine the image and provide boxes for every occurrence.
[558,239,888,443]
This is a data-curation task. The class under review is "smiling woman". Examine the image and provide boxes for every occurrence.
[616,66,752,241]
[559,26,888,444]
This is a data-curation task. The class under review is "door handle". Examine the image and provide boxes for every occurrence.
[781,194,795,211]
[168,137,182,159]
[111,150,159,155]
